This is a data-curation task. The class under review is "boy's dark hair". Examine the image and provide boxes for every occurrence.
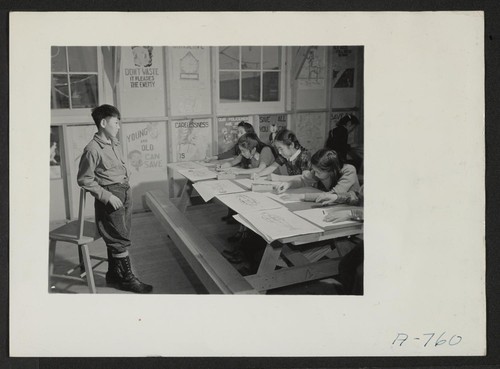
[237,121,255,134]
[91,104,121,128]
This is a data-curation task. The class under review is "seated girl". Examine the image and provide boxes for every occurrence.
[205,121,255,163]
[253,129,311,181]
[222,132,277,175]
[276,148,360,202]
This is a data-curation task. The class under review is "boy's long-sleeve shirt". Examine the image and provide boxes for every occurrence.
[77,134,130,204]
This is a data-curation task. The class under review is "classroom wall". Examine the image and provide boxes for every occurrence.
[50,46,364,221]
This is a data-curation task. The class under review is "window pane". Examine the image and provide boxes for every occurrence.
[263,47,280,70]
[220,71,240,102]
[70,74,98,108]
[51,74,70,109]
[51,46,67,72]
[219,47,239,70]
[263,72,280,101]
[68,47,98,72]
[242,72,260,102]
[241,46,261,70]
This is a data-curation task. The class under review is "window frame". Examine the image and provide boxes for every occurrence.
[215,46,286,116]
[51,47,105,124]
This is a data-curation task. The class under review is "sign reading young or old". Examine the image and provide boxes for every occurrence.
[122,122,167,177]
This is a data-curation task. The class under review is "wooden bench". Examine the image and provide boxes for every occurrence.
[144,190,257,294]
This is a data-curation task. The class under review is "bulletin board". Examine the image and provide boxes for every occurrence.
[168,47,212,116]
[118,46,166,118]
[294,112,327,154]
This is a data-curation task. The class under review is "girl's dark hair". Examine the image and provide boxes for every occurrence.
[275,129,301,149]
[237,132,265,151]
[237,121,255,134]
[311,148,343,185]
[337,113,360,127]
[237,133,277,168]
[91,104,121,127]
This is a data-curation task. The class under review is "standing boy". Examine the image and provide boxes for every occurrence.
[77,104,153,293]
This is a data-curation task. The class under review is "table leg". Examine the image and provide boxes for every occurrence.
[177,180,194,213]
[256,242,282,275]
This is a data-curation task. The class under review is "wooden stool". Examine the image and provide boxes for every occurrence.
[49,189,107,293]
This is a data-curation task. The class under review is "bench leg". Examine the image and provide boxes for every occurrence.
[49,239,56,291]
[80,244,97,294]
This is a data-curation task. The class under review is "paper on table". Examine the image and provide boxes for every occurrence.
[293,208,361,230]
[264,192,302,204]
[177,168,217,182]
[235,179,252,190]
[252,179,280,186]
[217,191,284,214]
[193,179,246,202]
[167,161,206,171]
[233,214,271,243]
[238,207,323,242]
[195,160,216,167]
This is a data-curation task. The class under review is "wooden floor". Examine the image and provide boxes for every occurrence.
[49,200,346,295]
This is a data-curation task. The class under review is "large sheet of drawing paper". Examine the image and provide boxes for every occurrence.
[167,161,206,171]
[193,179,246,202]
[238,208,323,242]
[194,160,216,168]
[264,192,302,204]
[177,168,217,182]
[216,192,284,214]
[235,178,252,190]
[293,208,361,230]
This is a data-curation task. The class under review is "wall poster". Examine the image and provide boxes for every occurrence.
[169,47,212,116]
[297,46,326,90]
[258,114,287,144]
[119,46,166,118]
[331,46,361,109]
[217,116,251,154]
[170,118,212,162]
[121,121,168,186]
[50,126,61,179]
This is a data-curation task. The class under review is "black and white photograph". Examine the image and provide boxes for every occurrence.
[48,45,365,295]
[9,11,486,358]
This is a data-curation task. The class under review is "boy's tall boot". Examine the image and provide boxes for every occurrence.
[105,249,122,284]
[114,256,153,294]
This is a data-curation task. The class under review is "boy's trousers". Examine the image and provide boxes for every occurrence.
[94,182,132,255]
